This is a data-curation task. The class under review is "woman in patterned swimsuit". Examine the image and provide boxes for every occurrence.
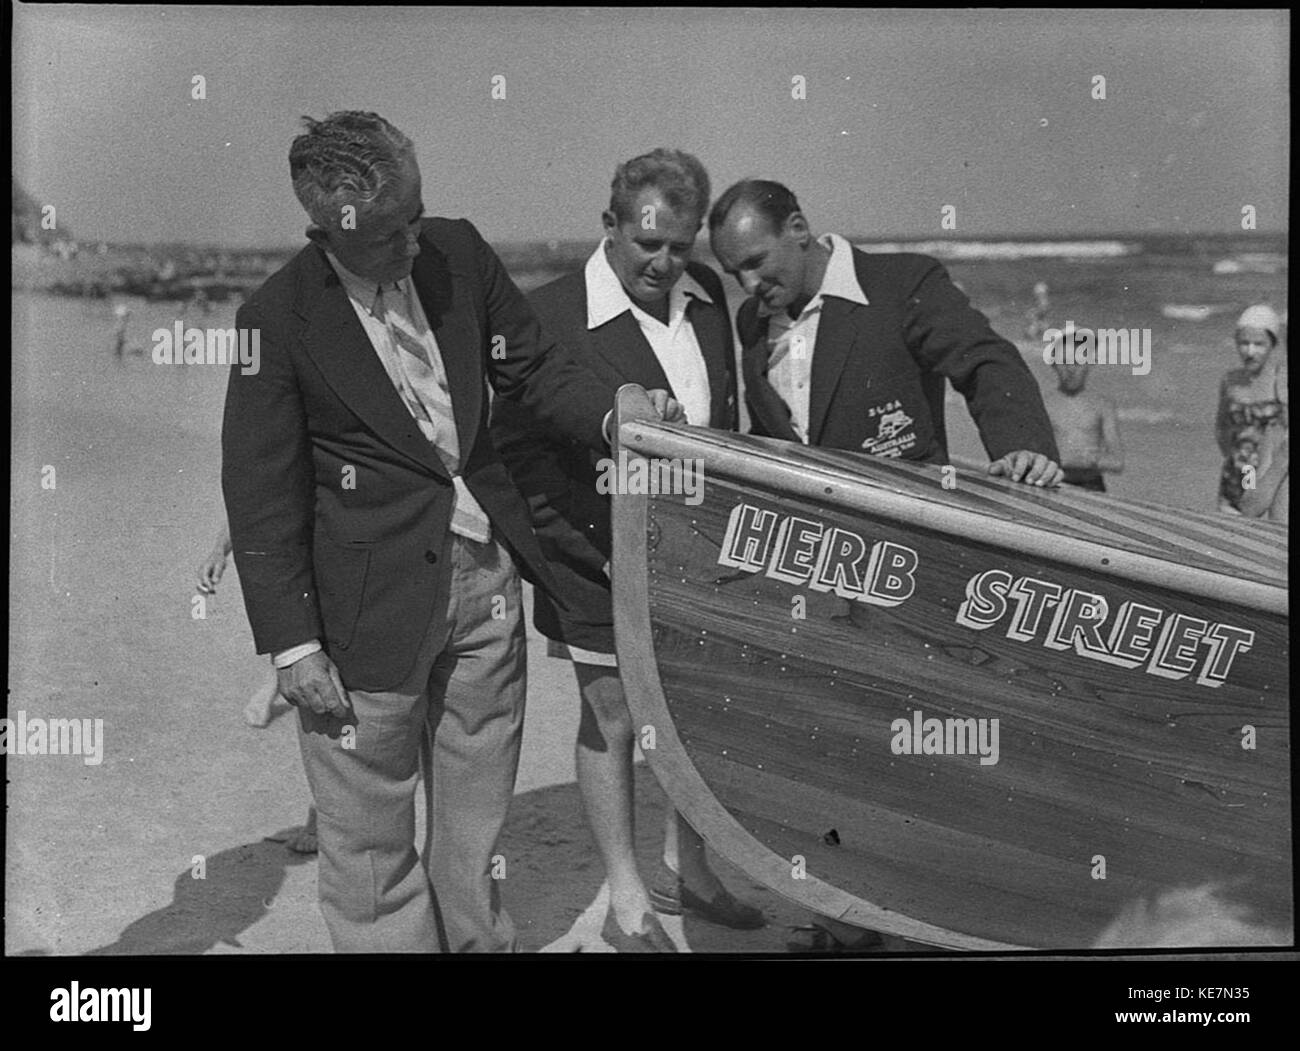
[1216,305,1287,514]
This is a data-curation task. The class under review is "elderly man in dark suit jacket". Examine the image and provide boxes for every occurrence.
[491,149,763,951]
[709,179,1062,487]
[221,112,679,953]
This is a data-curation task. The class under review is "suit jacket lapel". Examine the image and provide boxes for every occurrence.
[807,298,861,445]
[410,235,482,466]
[297,248,447,477]
[587,311,671,393]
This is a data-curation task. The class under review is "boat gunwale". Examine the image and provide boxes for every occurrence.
[618,420,1288,617]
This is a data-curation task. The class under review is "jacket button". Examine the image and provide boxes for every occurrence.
[425,550,438,564]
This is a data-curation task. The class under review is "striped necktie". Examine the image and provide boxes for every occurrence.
[373,284,491,543]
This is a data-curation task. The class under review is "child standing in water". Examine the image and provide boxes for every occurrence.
[197,523,317,852]
[1216,305,1286,514]
[1042,360,1124,492]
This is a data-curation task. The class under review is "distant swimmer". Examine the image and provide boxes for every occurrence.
[1215,305,1287,514]
[1042,359,1124,492]
[1025,280,1050,341]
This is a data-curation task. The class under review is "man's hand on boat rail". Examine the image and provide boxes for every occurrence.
[601,388,687,444]
[987,450,1064,488]
[647,389,687,424]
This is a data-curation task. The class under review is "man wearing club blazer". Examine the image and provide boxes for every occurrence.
[221,112,682,954]
[491,149,764,952]
[710,179,1063,487]
[709,177,1063,951]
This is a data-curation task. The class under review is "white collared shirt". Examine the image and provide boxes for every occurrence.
[325,254,437,404]
[585,243,714,428]
[325,251,490,536]
[764,232,870,443]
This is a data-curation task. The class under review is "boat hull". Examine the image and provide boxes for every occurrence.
[611,390,1291,949]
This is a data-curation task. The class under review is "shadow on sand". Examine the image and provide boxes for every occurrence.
[59,825,317,956]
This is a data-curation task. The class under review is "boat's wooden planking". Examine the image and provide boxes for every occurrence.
[611,388,1291,949]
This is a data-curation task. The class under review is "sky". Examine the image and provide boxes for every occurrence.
[11,6,1290,248]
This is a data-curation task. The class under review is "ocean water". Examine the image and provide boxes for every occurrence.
[921,233,1287,510]
[12,232,1287,515]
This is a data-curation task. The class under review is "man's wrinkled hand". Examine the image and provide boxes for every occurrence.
[646,388,687,424]
[987,450,1063,488]
[277,650,353,718]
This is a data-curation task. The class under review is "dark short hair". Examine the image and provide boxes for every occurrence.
[609,148,711,227]
[708,179,802,234]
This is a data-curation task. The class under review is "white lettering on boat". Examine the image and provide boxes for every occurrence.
[715,505,1256,690]
[955,569,1254,688]
[719,502,918,607]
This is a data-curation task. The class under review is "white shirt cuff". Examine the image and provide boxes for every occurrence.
[272,640,322,668]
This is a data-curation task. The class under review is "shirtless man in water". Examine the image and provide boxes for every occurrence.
[1042,361,1124,492]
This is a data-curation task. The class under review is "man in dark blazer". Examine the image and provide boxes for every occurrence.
[222,112,679,953]
[710,178,1061,952]
[709,179,1063,487]
[491,149,762,951]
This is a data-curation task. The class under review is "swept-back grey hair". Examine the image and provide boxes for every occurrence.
[289,111,416,231]
[608,148,711,227]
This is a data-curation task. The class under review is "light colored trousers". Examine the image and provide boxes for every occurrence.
[296,534,525,953]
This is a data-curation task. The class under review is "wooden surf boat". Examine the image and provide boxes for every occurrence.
[609,386,1291,949]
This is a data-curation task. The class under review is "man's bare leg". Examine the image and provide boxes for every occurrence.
[662,810,728,899]
[573,663,653,933]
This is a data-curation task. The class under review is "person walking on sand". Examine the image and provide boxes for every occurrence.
[112,304,132,361]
